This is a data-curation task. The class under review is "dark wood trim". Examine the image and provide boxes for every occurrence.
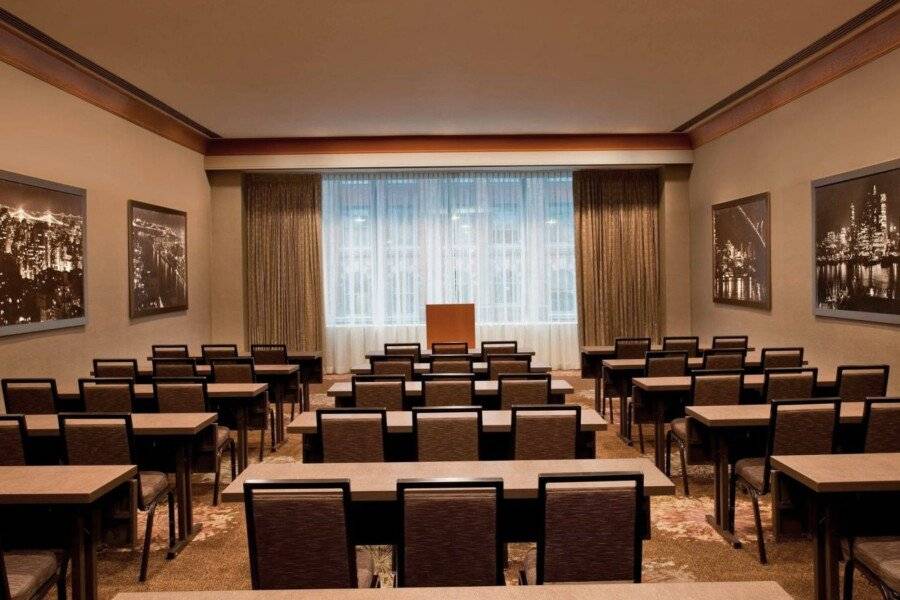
[206,133,693,156]
[689,8,900,147]
[0,14,210,153]
[711,192,771,311]
[127,200,189,319]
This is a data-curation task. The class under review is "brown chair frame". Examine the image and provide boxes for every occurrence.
[431,342,469,355]
[351,375,408,410]
[421,373,476,406]
[511,405,581,460]
[480,340,518,360]
[701,348,747,370]
[0,530,68,600]
[150,357,198,378]
[662,336,700,357]
[201,344,240,363]
[1,378,61,414]
[860,396,900,453]
[384,343,422,362]
[92,358,138,378]
[836,365,890,400]
[412,406,483,461]
[760,347,805,369]
[711,335,749,349]
[316,408,388,462]
[498,373,551,408]
[77,377,136,412]
[761,367,819,403]
[151,344,190,358]
[0,414,28,466]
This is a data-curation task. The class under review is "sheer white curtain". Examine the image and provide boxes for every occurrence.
[322,170,579,373]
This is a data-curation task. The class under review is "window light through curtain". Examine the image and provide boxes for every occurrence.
[322,170,579,372]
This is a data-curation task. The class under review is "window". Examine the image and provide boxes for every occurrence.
[322,170,576,326]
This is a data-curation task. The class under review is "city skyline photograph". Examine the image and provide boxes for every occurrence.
[128,200,188,318]
[712,192,770,309]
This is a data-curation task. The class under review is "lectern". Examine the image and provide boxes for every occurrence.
[425,303,476,349]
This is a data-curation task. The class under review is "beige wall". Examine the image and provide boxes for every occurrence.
[689,49,900,393]
[208,171,247,348]
[0,62,211,385]
[660,165,693,336]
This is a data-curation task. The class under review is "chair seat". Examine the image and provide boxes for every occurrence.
[356,548,376,588]
[735,457,766,491]
[3,550,59,600]
[139,471,170,506]
[215,425,231,448]
[854,536,900,592]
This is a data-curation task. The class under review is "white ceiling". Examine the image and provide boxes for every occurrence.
[1,0,875,138]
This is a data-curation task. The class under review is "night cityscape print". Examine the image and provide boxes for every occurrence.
[0,176,85,334]
[713,194,770,308]
[814,167,899,318]
[129,202,187,317]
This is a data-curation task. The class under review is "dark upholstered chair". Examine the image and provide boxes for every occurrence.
[836,365,890,402]
[210,358,275,460]
[151,344,189,358]
[0,530,68,600]
[861,397,900,453]
[614,337,651,359]
[702,348,747,370]
[667,370,744,496]
[521,472,645,584]
[843,535,900,600]
[201,344,239,362]
[251,344,300,420]
[78,378,135,412]
[151,357,197,378]
[429,357,473,374]
[712,335,749,349]
[481,341,518,360]
[0,415,27,466]
[58,413,175,581]
[512,405,580,460]
[92,358,138,379]
[370,357,415,380]
[397,479,503,587]
[351,375,406,410]
[599,337,651,422]
[662,336,700,357]
[412,407,481,461]
[762,367,818,403]
[431,342,468,355]
[153,378,235,505]
[628,351,688,453]
[243,480,376,589]
[421,374,475,407]
[498,374,550,409]
[760,347,804,369]
[730,398,840,564]
[487,355,531,380]
[1,379,60,414]
[384,343,421,362]
[317,409,387,463]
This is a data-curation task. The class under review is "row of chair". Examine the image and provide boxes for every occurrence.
[369,353,533,380]
[378,340,521,361]
[616,335,752,357]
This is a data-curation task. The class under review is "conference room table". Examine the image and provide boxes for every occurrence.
[580,344,757,376]
[684,402,864,548]
[287,408,607,462]
[58,382,268,473]
[0,465,137,600]
[365,348,536,360]
[350,361,551,376]
[223,458,674,544]
[112,581,794,600]
[771,453,900,600]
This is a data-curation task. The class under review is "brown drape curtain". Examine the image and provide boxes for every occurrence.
[243,173,324,351]
[573,169,660,346]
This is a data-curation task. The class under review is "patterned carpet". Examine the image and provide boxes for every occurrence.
[91,372,883,599]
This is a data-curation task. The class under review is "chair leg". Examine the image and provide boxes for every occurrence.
[269,409,276,452]
[139,502,158,582]
[212,448,223,506]
[637,422,645,454]
[750,491,767,564]
[665,431,672,477]
[843,558,854,600]
[56,553,69,600]
[229,439,237,479]
[166,491,175,550]
[677,439,689,496]
[258,427,265,462]
[728,473,738,533]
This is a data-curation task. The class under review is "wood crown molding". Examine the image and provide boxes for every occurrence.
[688,8,900,147]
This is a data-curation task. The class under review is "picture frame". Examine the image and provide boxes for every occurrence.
[128,200,188,318]
[712,192,771,309]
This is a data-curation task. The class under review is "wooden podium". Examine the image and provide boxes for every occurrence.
[425,303,475,350]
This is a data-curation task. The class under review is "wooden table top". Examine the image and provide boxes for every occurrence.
[23,413,217,437]
[631,374,836,393]
[222,458,674,502]
[287,408,608,434]
[57,382,268,400]
[601,355,791,370]
[350,361,551,375]
[686,402,864,427]
[112,581,792,600]
[326,379,574,397]
[0,465,137,504]
[365,349,536,359]
[582,345,755,355]
[771,453,900,494]
[121,364,297,378]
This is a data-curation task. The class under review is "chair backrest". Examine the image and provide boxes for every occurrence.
[762,368,818,403]
[662,336,700,357]
[512,405,580,460]
[0,415,27,466]
[702,348,747,370]
[429,356,473,374]
[761,347,804,369]
[614,337,651,359]
[861,397,900,453]
[317,409,387,463]
[499,374,550,410]
[412,407,481,461]
[481,341,518,359]
[78,378,135,412]
[487,354,531,380]
[92,358,138,379]
[836,365,890,402]
[370,357,414,380]
[1,378,59,414]
[59,413,134,466]
[251,344,288,365]
[536,472,644,584]
[690,370,744,407]
[151,357,197,378]
[153,378,208,413]
[244,479,358,589]
[151,344,189,358]
[351,376,406,410]
[644,351,688,377]
[421,374,475,407]
[763,398,840,492]
[210,357,255,383]
[431,342,468,355]
[398,479,503,587]
[384,343,421,362]
[712,335,749,349]
[201,344,240,361]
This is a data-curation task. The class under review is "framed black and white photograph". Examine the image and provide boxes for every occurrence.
[812,159,899,325]
[0,170,86,337]
[712,192,771,309]
[128,200,187,318]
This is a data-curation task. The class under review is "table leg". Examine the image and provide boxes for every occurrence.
[302,379,310,412]
[168,441,201,558]
[236,405,249,473]
[272,379,286,445]
[653,398,666,470]
[812,495,840,600]
[705,429,742,548]
[594,376,601,412]
[70,506,99,600]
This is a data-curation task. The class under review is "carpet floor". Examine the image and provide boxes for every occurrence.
[90,372,883,599]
